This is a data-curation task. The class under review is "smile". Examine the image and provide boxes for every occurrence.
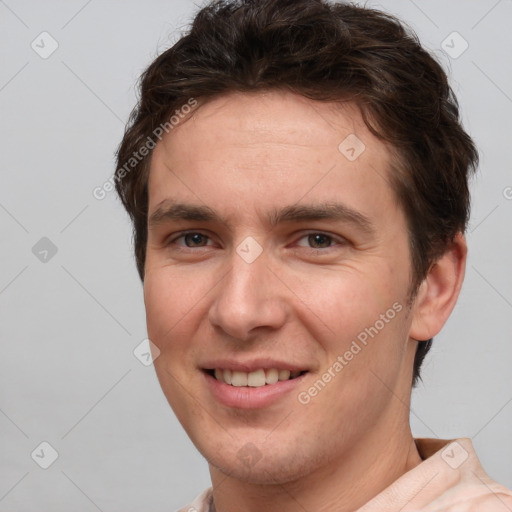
[207,368,305,387]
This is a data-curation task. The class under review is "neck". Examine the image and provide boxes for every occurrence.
[209,419,422,512]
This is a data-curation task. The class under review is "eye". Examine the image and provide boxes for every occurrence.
[296,233,338,249]
[172,232,212,248]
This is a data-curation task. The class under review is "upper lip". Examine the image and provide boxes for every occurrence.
[200,358,309,373]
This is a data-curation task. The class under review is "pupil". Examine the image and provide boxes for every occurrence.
[309,234,330,248]
[185,233,205,246]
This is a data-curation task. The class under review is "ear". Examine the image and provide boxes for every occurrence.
[409,232,467,341]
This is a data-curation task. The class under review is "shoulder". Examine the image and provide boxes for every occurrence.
[177,488,212,512]
[406,438,512,512]
[420,478,512,511]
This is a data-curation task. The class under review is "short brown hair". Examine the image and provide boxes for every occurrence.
[115,0,478,384]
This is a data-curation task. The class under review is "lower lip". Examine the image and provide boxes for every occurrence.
[203,371,307,409]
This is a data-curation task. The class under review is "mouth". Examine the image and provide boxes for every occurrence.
[204,368,308,388]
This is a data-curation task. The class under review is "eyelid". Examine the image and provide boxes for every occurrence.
[166,230,215,247]
[292,230,347,248]
[164,230,347,250]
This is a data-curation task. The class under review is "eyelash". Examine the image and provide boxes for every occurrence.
[168,232,214,248]
[166,231,346,251]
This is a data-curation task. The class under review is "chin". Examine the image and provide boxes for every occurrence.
[204,440,320,485]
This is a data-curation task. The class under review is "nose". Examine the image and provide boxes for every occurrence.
[208,250,288,341]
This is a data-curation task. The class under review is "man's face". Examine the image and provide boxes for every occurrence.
[144,91,418,484]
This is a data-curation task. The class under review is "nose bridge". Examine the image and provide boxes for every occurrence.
[230,260,260,302]
[209,246,286,339]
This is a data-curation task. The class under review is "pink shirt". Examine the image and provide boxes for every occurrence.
[180,438,512,511]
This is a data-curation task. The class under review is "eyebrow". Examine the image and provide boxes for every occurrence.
[148,200,375,235]
[268,203,374,234]
[149,201,220,227]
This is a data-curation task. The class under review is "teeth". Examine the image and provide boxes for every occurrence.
[231,371,248,387]
[248,369,266,387]
[212,368,302,387]
[265,368,279,385]
[278,369,291,381]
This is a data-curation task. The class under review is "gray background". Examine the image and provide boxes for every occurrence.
[1,0,511,510]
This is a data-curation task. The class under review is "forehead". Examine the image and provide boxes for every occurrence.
[147,90,397,224]
[153,90,375,157]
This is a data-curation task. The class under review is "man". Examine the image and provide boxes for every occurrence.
[114,1,512,510]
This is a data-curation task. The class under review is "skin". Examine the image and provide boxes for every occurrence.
[143,90,467,512]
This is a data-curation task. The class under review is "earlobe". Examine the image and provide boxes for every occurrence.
[409,233,467,341]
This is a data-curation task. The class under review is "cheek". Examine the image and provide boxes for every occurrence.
[143,268,202,350]
[289,262,409,393]
[143,271,207,418]
[144,273,173,340]
[290,263,403,334]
